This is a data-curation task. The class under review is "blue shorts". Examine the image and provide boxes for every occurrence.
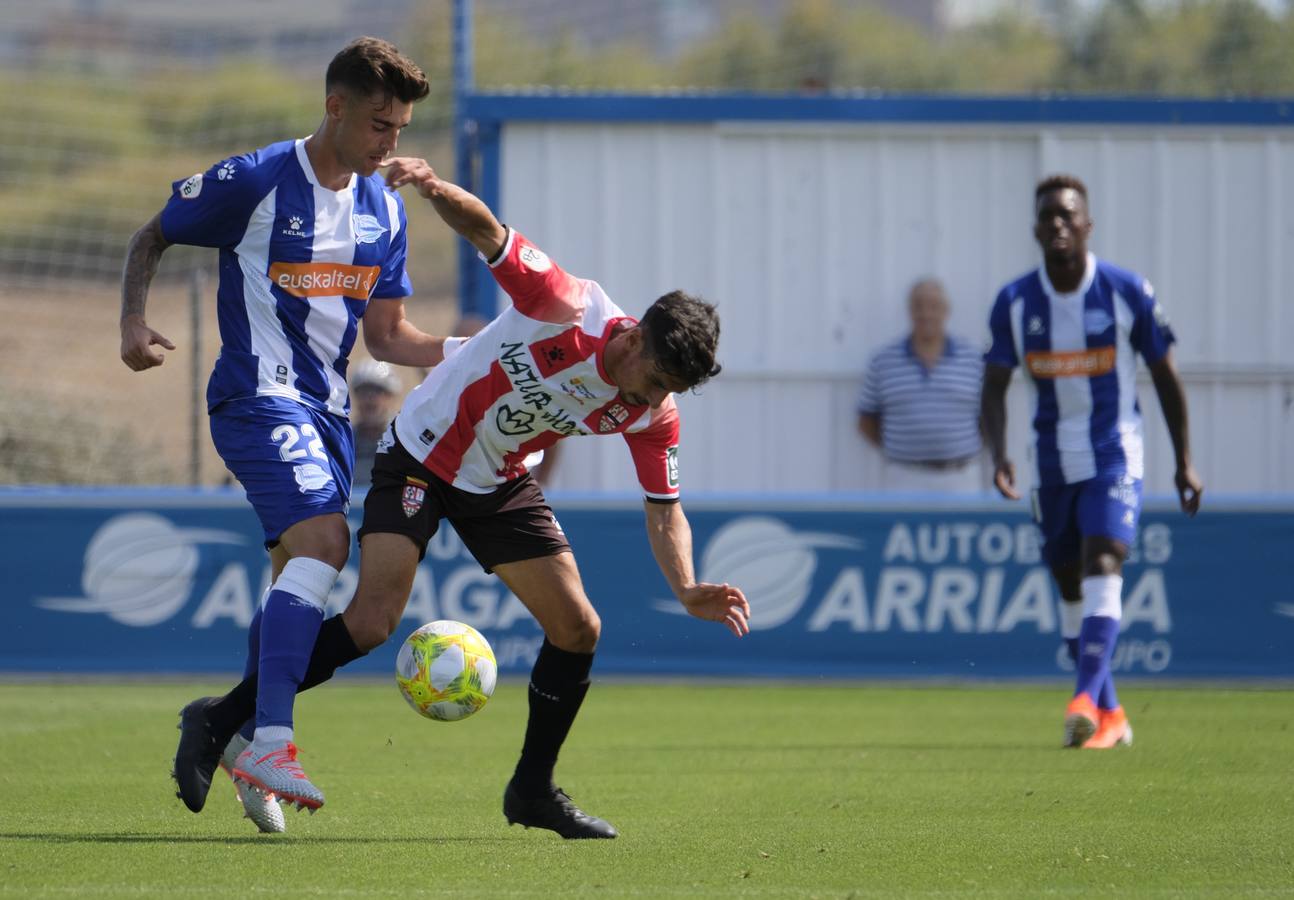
[210,396,354,547]
[1032,475,1143,566]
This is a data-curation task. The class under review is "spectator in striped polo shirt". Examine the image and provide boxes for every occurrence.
[856,278,985,494]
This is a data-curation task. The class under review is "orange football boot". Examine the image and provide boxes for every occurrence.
[1063,692,1099,748]
[1083,706,1133,749]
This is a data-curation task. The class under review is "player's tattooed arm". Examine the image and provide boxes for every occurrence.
[643,500,751,638]
[380,158,506,258]
[981,363,1020,500]
[119,212,176,371]
[1149,351,1203,516]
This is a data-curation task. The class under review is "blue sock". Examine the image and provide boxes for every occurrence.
[255,590,324,729]
[1065,638,1079,663]
[238,602,265,740]
[1075,616,1120,702]
[254,558,338,732]
[1097,672,1120,711]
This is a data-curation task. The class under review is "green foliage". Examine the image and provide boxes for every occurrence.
[7,0,1294,288]
[131,62,319,151]
[445,0,1294,97]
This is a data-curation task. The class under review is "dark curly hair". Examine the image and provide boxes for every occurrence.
[638,291,722,389]
[1035,173,1088,206]
[326,37,430,105]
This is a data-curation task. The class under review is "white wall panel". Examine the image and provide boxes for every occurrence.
[497,121,1294,496]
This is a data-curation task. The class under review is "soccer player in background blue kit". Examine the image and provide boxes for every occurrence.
[981,174,1203,749]
[119,38,451,826]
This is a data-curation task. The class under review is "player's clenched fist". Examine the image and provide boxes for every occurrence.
[120,315,176,371]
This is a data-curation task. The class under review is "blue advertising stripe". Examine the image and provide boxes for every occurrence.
[462,92,1294,128]
[2,492,1293,680]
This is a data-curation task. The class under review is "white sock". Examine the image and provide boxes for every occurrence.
[272,556,340,611]
[253,726,294,745]
[1081,574,1123,622]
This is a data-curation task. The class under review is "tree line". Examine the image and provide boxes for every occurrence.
[411,0,1294,98]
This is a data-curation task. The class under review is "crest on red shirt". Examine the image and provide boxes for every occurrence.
[402,478,427,518]
[598,403,630,433]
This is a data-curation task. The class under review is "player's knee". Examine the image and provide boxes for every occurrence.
[344,614,388,653]
[285,519,351,570]
[554,609,601,653]
[315,533,350,570]
[342,599,399,652]
[1083,552,1122,577]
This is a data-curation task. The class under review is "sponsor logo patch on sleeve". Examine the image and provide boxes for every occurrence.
[519,245,551,272]
[179,173,203,200]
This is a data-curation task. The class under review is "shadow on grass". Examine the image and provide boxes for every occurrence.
[0,832,513,846]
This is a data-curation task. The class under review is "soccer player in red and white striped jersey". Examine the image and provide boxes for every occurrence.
[180,159,751,838]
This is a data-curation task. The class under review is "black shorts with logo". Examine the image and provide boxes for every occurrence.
[358,437,570,573]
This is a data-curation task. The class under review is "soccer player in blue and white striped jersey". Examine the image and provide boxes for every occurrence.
[981,174,1203,750]
[120,38,452,825]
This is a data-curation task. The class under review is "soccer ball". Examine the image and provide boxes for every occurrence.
[395,620,498,721]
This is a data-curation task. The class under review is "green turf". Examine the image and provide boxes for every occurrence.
[0,682,1290,898]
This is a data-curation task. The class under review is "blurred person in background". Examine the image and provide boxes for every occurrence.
[982,173,1202,751]
[120,37,452,830]
[349,360,403,489]
[857,278,984,493]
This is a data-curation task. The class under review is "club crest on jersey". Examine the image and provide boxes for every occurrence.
[402,478,427,518]
[519,245,552,272]
[1083,308,1114,335]
[1027,315,1045,336]
[599,403,630,433]
[216,161,236,181]
[179,173,203,200]
[352,214,388,245]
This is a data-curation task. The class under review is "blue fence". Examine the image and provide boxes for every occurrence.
[2,491,1290,679]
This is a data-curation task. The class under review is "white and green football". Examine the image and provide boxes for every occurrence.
[394,620,497,721]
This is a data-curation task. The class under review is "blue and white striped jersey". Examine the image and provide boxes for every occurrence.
[985,253,1175,487]
[160,138,413,417]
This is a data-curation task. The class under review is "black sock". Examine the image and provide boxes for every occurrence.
[513,639,594,794]
[300,613,366,690]
[204,615,366,740]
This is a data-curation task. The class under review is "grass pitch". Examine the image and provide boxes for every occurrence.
[1,682,1290,898]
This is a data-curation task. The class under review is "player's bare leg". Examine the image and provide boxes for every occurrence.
[341,532,423,653]
[492,552,617,839]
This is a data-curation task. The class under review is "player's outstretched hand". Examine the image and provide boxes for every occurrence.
[120,316,176,371]
[1175,465,1203,517]
[992,458,1020,500]
[380,157,440,199]
[679,582,751,638]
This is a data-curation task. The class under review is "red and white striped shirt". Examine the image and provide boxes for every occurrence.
[393,228,681,499]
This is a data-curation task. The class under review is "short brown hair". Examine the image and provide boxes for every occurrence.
[326,37,430,105]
